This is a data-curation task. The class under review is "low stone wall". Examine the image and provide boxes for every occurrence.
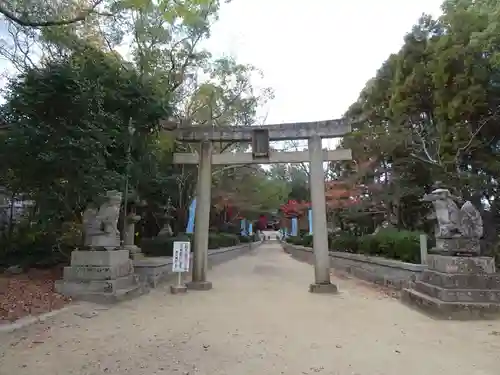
[282,242,427,289]
[134,241,261,287]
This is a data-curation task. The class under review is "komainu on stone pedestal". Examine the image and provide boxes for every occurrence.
[421,188,483,256]
[55,191,146,302]
[402,189,500,320]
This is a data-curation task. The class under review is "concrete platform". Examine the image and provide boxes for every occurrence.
[401,287,500,320]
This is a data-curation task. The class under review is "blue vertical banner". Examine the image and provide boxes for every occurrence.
[291,217,298,236]
[186,198,196,233]
[240,219,247,236]
[308,209,313,235]
[248,223,253,235]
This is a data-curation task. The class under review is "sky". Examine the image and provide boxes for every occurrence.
[203,0,444,125]
[0,0,444,129]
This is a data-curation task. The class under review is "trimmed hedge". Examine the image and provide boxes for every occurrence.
[286,229,425,264]
[141,232,241,257]
[238,234,260,243]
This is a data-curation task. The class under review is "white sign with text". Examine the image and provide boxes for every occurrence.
[172,241,191,273]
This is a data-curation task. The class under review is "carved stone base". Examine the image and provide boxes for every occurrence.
[431,237,480,256]
[86,234,120,250]
[402,255,500,320]
[55,250,147,303]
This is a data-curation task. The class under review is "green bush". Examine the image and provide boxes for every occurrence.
[238,234,251,243]
[357,235,380,256]
[330,233,358,253]
[285,236,303,245]
[299,229,309,237]
[302,234,313,247]
[0,225,69,268]
[371,229,420,263]
[238,234,260,243]
[210,232,239,248]
[288,229,421,263]
[141,232,241,257]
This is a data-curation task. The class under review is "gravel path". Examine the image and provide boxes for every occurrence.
[1,242,500,375]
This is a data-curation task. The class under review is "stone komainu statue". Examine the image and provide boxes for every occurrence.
[82,190,122,249]
[421,188,483,239]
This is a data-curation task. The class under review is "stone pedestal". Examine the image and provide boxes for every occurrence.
[402,255,500,320]
[186,280,213,291]
[309,282,338,294]
[55,250,145,303]
[170,284,188,294]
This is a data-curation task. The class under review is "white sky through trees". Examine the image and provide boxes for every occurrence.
[0,0,443,153]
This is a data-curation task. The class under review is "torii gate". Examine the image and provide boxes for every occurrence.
[170,120,352,293]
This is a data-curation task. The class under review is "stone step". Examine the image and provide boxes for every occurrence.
[421,269,500,289]
[413,280,500,303]
[56,274,140,296]
[401,287,500,320]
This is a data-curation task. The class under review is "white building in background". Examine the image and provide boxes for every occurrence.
[0,188,35,227]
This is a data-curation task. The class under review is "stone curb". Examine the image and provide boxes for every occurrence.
[0,305,76,333]
[282,243,426,272]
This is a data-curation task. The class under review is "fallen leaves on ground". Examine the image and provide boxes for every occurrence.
[0,267,71,324]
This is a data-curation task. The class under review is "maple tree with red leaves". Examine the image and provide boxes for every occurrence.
[280,182,364,218]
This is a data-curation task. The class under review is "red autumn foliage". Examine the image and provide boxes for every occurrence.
[325,181,363,209]
[280,200,309,218]
[280,182,364,218]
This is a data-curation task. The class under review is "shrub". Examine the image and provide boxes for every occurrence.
[0,224,69,268]
[299,229,309,237]
[302,234,313,247]
[285,236,303,245]
[141,232,240,257]
[330,234,358,252]
[238,235,251,243]
[372,229,420,263]
[210,232,239,248]
[237,233,260,243]
[288,228,422,263]
[357,235,380,256]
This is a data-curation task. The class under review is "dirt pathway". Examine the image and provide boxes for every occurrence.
[1,242,500,375]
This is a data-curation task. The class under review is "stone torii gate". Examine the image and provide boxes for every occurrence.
[171,120,352,293]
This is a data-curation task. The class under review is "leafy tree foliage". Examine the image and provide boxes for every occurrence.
[338,0,500,247]
[0,45,170,228]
